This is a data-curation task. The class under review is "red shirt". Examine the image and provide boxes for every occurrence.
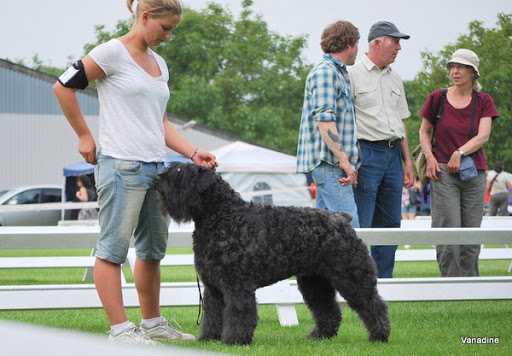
[420,89,499,170]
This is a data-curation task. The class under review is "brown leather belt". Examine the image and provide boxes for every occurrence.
[359,139,402,148]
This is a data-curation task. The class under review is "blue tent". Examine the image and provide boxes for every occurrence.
[63,162,95,177]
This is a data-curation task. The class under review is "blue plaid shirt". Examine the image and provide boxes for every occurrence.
[296,54,359,173]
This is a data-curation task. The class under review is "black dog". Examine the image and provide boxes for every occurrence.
[157,163,390,345]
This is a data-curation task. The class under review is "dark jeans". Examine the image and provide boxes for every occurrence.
[355,141,403,278]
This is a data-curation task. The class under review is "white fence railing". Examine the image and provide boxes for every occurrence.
[1,218,512,249]
[0,217,511,326]
[0,201,98,213]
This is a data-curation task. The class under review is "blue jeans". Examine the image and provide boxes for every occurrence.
[312,162,359,228]
[355,141,403,278]
[94,154,170,264]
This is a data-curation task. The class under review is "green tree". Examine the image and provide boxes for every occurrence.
[405,13,512,168]
[13,54,66,77]
[83,0,310,154]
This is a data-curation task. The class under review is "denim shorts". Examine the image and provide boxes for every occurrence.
[94,154,170,264]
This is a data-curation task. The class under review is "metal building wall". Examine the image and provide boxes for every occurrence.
[0,113,99,189]
[0,64,99,115]
[0,59,99,189]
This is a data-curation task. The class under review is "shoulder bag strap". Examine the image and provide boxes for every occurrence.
[468,91,479,138]
[465,91,480,156]
[431,88,448,147]
[434,88,448,124]
[488,172,501,194]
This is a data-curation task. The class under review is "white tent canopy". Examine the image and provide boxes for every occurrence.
[212,142,313,207]
[213,141,298,173]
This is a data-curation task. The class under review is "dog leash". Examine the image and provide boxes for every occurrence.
[196,273,203,325]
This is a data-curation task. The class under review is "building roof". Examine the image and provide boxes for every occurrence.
[0,58,99,115]
[0,58,98,98]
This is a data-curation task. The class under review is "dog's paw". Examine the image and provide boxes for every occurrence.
[369,332,390,343]
[198,333,221,342]
[221,334,253,345]
[307,328,337,340]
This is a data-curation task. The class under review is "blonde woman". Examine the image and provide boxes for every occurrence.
[54,0,216,344]
[419,49,499,277]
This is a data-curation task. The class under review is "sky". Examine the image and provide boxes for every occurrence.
[2,0,511,80]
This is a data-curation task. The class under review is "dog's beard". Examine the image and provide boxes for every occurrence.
[157,173,196,223]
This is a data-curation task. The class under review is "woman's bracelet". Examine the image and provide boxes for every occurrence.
[190,147,199,160]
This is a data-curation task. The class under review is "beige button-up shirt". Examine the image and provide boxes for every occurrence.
[348,55,410,141]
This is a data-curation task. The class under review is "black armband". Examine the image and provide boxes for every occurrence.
[58,60,89,90]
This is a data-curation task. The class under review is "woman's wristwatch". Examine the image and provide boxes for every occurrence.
[457,149,465,157]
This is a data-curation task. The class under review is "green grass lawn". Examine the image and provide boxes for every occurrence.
[0,302,509,355]
[0,247,510,354]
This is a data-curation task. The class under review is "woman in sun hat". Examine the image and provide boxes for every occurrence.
[418,48,499,277]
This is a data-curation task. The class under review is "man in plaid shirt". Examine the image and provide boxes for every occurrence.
[297,20,360,227]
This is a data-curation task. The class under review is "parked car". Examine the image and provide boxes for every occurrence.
[0,185,62,226]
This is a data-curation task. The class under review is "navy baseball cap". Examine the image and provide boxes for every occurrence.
[368,21,410,42]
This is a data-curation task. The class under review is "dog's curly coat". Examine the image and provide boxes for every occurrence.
[157,163,390,345]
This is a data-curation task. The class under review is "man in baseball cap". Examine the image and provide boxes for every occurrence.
[348,21,412,278]
[368,21,410,42]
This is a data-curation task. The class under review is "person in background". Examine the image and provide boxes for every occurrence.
[297,20,360,227]
[349,21,414,278]
[401,178,421,220]
[486,161,512,216]
[75,175,98,220]
[419,48,499,277]
[416,179,432,216]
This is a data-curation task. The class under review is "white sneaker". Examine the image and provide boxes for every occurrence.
[141,318,195,341]
[108,326,159,345]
